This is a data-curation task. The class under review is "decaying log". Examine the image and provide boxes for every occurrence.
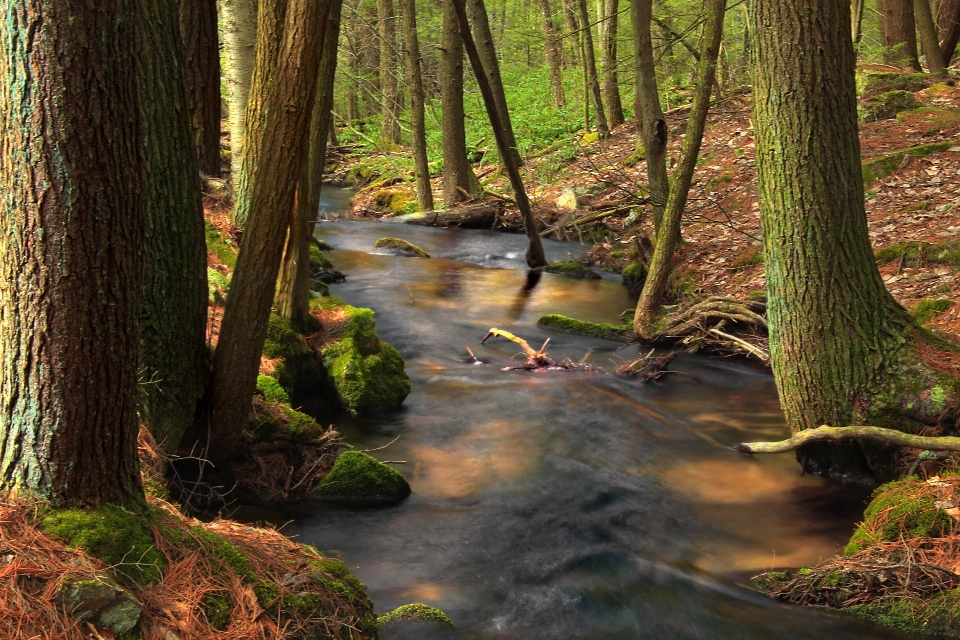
[405,203,499,228]
[738,425,960,454]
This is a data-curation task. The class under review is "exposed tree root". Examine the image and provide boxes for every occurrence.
[738,425,960,454]
[615,348,681,381]
[480,328,599,372]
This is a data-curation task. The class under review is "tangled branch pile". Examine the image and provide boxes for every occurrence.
[480,328,599,372]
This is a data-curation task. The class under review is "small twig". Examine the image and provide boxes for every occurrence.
[360,435,401,453]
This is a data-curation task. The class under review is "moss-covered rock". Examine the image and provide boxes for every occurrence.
[621,261,646,295]
[875,239,960,267]
[374,237,431,258]
[861,90,921,122]
[371,187,414,215]
[378,602,454,628]
[534,261,602,279]
[862,141,955,184]
[344,160,380,187]
[859,71,930,98]
[54,573,142,635]
[262,314,324,398]
[537,314,633,342]
[912,297,953,325]
[310,450,411,504]
[256,374,290,405]
[309,245,334,271]
[312,297,410,413]
[204,220,237,268]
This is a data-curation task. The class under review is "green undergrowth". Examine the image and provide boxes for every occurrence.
[204,220,237,268]
[861,141,955,184]
[378,602,454,628]
[311,450,411,504]
[874,239,960,268]
[537,314,633,342]
[374,237,430,257]
[207,267,230,305]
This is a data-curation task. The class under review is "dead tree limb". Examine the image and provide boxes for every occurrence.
[737,425,960,454]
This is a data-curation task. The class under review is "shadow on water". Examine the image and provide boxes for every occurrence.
[282,217,915,639]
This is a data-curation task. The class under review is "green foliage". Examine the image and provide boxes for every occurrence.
[41,505,166,584]
[378,603,454,628]
[537,314,632,342]
[256,374,290,405]
[374,237,431,257]
[207,267,230,305]
[311,450,411,503]
[912,298,953,325]
[204,220,237,268]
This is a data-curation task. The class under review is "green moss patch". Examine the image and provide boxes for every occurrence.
[912,298,953,325]
[41,504,166,585]
[862,141,955,184]
[204,220,237,269]
[534,261,602,279]
[378,602,454,628]
[875,239,960,268]
[371,188,414,215]
[310,450,411,504]
[537,314,633,342]
[860,90,920,122]
[374,237,431,258]
[859,71,930,98]
[261,314,324,398]
[256,374,290,405]
[309,245,334,271]
[621,261,647,295]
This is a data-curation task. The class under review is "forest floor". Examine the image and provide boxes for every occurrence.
[340,77,960,336]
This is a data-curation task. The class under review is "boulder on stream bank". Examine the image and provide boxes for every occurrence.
[310,450,411,505]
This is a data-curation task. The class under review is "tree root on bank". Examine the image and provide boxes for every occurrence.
[480,328,599,372]
[615,348,682,381]
[737,425,960,454]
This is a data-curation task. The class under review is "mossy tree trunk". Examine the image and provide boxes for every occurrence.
[402,0,434,211]
[633,0,725,339]
[577,0,609,137]
[939,0,960,66]
[139,0,210,454]
[209,0,328,460]
[452,0,547,268]
[377,0,401,148]
[914,0,947,74]
[220,0,258,193]
[598,0,624,127]
[538,0,567,108]
[879,0,922,71]
[179,0,223,176]
[752,0,951,479]
[441,0,482,207]
[278,0,344,330]
[0,0,145,508]
[631,0,669,235]
[466,0,523,167]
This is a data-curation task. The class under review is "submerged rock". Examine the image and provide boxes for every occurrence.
[534,261,601,279]
[374,237,431,258]
[310,450,411,504]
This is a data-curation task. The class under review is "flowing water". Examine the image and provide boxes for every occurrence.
[286,188,913,639]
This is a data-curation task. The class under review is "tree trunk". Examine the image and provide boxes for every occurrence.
[631,0,669,235]
[139,0,210,454]
[179,0,222,176]
[940,0,960,65]
[753,0,947,480]
[852,0,866,45]
[209,0,328,459]
[879,0,923,71]
[577,0,609,137]
[915,0,948,73]
[562,0,580,67]
[402,0,435,211]
[441,0,482,207]
[452,0,547,268]
[220,0,258,194]
[466,0,523,167]
[378,0,402,147]
[0,0,144,508]
[278,0,344,330]
[232,0,289,229]
[598,0,624,126]
[538,0,567,108]
[633,0,725,339]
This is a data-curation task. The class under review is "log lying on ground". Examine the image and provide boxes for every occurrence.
[404,203,499,229]
[737,425,960,454]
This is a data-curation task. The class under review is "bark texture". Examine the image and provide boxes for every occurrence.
[377,0,401,147]
[220,0,258,193]
[631,0,668,234]
[940,0,960,65]
[914,0,947,73]
[633,0,725,338]
[598,0,624,126]
[577,0,609,137]
[879,0,922,70]
[466,0,523,167]
[180,0,222,176]
[0,0,144,507]
[402,0,435,211]
[139,0,209,454]
[441,0,482,206]
[538,0,567,108]
[752,0,945,479]
[209,0,328,458]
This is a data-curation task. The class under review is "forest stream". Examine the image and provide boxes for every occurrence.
[277,190,919,639]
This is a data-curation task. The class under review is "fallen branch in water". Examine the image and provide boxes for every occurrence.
[737,425,960,454]
[480,328,599,372]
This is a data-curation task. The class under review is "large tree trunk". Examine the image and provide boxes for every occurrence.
[402,0,435,211]
[598,0,624,126]
[278,0,344,330]
[377,0,402,147]
[452,0,547,268]
[0,0,144,508]
[220,0,258,194]
[577,0,609,137]
[633,0,725,338]
[139,0,210,454]
[180,0,222,176]
[466,0,523,167]
[538,0,567,108]
[940,0,960,65]
[753,0,948,480]
[631,0,669,235]
[879,0,923,71]
[209,0,328,459]
[441,0,482,206]
[915,0,947,73]
[562,0,580,68]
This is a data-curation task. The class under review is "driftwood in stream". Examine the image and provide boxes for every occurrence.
[405,203,500,229]
[616,348,681,381]
[480,328,599,372]
[737,425,960,454]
